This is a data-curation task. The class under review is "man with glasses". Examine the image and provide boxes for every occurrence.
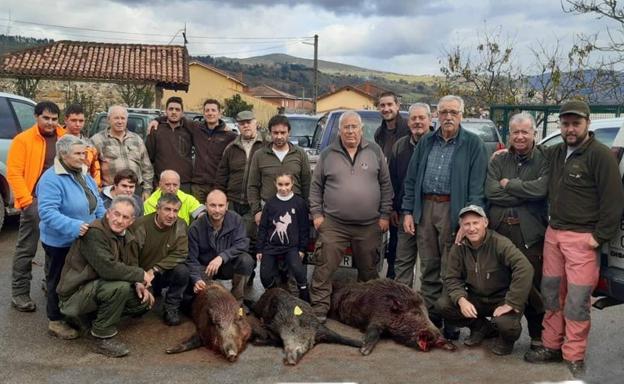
[402,95,488,338]
[309,111,393,322]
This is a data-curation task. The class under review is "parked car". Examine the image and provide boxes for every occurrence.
[593,119,624,309]
[432,117,505,157]
[539,117,624,148]
[284,114,320,148]
[87,109,162,140]
[0,92,37,231]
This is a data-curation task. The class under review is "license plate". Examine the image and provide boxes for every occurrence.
[305,252,353,268]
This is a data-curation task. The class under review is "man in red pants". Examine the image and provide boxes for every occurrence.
[524,100,624,378]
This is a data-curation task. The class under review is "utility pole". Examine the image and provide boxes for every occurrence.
[313,34,318,114]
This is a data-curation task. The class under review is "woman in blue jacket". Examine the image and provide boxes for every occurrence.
[37,134,105,340]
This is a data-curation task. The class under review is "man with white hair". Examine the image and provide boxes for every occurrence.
[309,110,393,321]
[91,105,154,200]
[402,95,488,338]
[485,112,548,352]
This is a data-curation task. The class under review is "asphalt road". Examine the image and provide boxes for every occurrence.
[0,216,622,384]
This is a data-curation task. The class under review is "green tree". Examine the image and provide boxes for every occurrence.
[223,94,253,118]
[63,82,99,126]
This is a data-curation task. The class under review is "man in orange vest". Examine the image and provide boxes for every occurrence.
[7,101,65,312]
[63,104,100,186]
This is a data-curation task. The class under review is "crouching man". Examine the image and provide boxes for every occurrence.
[435,205,533,355]
[56,196,155,357]
[186,189,254,302]
[134,193,190,326]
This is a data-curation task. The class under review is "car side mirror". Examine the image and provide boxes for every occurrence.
[298,136,310,148]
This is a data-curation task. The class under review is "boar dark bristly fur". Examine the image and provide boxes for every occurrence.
[330,278,456,355]
[251,288,362,365]
[166,281,251,362]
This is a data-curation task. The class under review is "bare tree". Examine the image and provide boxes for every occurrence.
[115,83,155,108]
[13,78,39,99]
[438,26,523,112]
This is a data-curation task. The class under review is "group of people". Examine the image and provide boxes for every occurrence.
[5,92,622,378]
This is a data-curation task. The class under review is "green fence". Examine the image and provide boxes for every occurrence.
[489,104,624,143]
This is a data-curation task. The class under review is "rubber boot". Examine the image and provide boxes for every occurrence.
[231,274,249,302]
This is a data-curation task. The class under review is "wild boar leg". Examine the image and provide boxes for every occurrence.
[165,333,202,354]
[360,325,382,355]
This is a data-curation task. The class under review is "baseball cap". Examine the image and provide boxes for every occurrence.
[458,204,487,219]
[559,100,590,118]
[236,110,255,121]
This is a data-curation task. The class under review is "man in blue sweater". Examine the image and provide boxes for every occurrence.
[402,95,488,337]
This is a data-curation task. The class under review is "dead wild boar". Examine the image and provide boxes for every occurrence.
[251,288,362,365]
[166,281,251,362]
[330,278,456,355]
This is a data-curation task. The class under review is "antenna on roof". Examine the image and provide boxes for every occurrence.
[183,23,188,46]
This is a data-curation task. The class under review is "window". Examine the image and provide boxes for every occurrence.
[9,99,35,131]
[0,98,19,139]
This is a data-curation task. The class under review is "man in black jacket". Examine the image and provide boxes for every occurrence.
[374,91,409,279]
[186,189,254,302]
[390,103,432,287]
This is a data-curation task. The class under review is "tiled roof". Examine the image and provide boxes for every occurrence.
[0,40,190,90]
[317,85,376,101]
[248,84,297,99]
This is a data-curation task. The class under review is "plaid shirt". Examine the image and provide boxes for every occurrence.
[91,129,154,193]
[422,130,456,195]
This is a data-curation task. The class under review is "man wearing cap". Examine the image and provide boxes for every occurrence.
[402,95,488,337]
[525,100,624,377]
[217,110,266,259]
[436,205,533,356]
[485,112,548,351]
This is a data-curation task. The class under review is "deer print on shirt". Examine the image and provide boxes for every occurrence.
[270,210,293,244]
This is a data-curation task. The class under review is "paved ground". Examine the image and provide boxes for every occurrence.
[0,216,622,384]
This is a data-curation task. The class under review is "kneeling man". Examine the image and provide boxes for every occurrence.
[187,189,254,302]
[56,196,155,357]
[134,193,190,326]
[436,205,533,355]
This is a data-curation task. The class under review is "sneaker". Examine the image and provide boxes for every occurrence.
[164,308,181,326]
[565,360,585,378]
[490,337,514,356]
[11,295,36,312]
[94,337,129,358]
[524,346,563,363]
[48,320,79,340]
[529,338,543,351]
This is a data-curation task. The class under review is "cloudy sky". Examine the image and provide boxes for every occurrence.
[0,0,618,75]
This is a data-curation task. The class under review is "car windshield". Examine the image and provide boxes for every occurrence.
[461,121,497,142]
[541,126,620,148]
[289,117,318,138]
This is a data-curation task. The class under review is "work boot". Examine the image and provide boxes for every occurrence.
[565,360,586,378]
[94,337,129,358]
[524,346,563,363]
[490,337,514,356]
[164,308,181,326]
[464,320,497,347]
[48,320,80,340]
[11,294,36,312]
[231,274,249,302]
[529,338,543,351]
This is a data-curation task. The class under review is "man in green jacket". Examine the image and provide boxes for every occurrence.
[134,193,189,326]
[57,196,155,358]
[485,112,548,351]
[247,114,311,226]
[436,205,533,356]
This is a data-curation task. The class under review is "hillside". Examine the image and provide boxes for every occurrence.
[196,55,439,104]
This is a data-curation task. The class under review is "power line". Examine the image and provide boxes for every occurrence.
[0,17,313,41]
[191,41,304,56]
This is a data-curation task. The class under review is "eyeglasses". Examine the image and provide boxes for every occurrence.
[439,110,462,117]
